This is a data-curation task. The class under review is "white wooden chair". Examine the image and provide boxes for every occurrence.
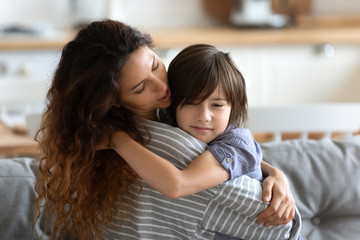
[248,103,360,142]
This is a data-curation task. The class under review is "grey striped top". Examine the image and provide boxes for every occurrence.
[102,119,301,239]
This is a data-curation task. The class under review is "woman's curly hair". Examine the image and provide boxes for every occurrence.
[34,19,153,239]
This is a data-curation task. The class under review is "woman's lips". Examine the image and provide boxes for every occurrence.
[159,89,171,102]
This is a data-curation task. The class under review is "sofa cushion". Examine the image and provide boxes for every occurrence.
[261,136,360,240]
[0,157,47,240]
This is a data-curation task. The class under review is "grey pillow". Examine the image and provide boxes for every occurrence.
[261,136,360,240]
[0,157,47,240]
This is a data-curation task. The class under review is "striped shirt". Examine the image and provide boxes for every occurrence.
[102,119,301,239]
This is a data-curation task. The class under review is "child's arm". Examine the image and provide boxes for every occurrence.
[111,131,229,198]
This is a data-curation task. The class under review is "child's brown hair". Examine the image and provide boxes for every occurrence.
[168,44,248,127]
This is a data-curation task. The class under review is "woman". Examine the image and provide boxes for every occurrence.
[35,19,296,239]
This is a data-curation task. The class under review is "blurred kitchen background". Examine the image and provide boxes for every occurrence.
[0,0,360,151]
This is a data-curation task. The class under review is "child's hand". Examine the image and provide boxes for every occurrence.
[258,170,296,226]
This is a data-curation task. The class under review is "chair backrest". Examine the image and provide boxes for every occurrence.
[248,103,360,142]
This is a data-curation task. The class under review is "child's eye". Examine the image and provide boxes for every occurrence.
[212,103,224,107]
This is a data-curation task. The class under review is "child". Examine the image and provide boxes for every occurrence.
[109,43,263,197]
[164,43,263,182]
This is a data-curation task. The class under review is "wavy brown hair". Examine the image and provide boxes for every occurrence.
[34,20,153,239]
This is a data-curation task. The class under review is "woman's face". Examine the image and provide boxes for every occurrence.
[118,46,171,120]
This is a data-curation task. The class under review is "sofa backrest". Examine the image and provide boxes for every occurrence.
[261,136,360,240]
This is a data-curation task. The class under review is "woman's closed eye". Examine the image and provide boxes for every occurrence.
[152,54,160,71]
[134,81,146,94]
[152,60,159,71]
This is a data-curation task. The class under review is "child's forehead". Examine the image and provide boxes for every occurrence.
[188,85,229,102]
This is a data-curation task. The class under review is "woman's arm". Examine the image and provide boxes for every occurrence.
[257,161,296,226]
[111,131,229,198]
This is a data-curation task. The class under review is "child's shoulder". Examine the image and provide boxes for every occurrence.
[225,125,253,138]
[222,126,259,148]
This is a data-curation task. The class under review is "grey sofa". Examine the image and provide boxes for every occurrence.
[1,136,360,240]
[261,136,360,240]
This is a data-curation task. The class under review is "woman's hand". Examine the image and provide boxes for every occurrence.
[258,161,296,226]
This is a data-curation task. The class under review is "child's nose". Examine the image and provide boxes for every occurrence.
[197,106,211,122]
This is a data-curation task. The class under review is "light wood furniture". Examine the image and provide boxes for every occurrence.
[0,122,38,157]
[148,25,360,48]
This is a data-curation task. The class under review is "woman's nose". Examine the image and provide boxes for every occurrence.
[151,75,167,92]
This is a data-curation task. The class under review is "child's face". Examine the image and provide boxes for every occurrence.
[176,86,231,143]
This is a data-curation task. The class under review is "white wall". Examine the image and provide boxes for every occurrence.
[312,0,360,16]
[107,0,217,29]
[0,0,216,30]
[0,0,71,29]
[2,0,360,30]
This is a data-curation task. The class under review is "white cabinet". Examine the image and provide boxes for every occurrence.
[224,44,360,106]
[159,44,360,107]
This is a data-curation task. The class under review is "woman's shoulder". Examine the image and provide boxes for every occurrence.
[141,118,206,148]
[140,118,206,168]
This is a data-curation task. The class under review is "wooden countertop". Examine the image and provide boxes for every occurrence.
[150,16,360,47]
[0,38,70,50]
[1,24,360,50]
[149,26,360,48]
[0,122,39,156]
